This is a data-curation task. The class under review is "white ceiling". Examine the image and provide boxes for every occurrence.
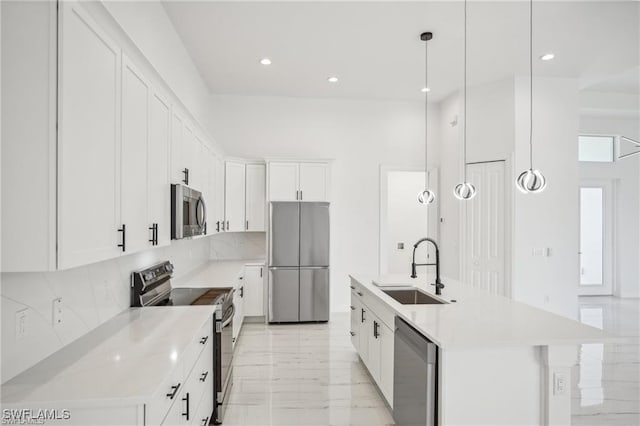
[162,1,639,102]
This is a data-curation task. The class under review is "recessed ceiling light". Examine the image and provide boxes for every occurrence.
[260,58,272,65]
[327,76,339,83]
[421,87,431,93]
[540,53,555,61]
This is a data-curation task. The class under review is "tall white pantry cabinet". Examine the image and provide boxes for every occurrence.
[1,1,221,272]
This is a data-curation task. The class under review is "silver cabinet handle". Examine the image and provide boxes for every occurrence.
[300,190,303,200]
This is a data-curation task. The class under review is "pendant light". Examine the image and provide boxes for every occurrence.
[516,0,547,194]
[418,31,436,205]
[453,0,477,201]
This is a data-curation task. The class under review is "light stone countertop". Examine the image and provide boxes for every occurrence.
[1,306,215,407]
[172,259,266,289]
[350,273,619,349]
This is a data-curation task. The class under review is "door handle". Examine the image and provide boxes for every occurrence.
[216,221,220,232]
[361,308,366,323]
[182,168,189,185]
[182,392,190,421]
[117,224,126,252]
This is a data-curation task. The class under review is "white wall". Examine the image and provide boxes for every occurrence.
[512,77,580,319]
[384,171,428,274]
[208,94,440,312]
[579,114,640,297]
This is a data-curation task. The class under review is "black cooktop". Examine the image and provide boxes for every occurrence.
[155,287,233,306]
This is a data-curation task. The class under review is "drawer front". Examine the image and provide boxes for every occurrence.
[147,359,185,426]
[186,334,214,422]
[182,316,213,378]
[191,383,214,426]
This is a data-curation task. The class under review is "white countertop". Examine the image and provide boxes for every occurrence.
[173,259,265,289]
[1,306,215,408]
[350,273,617,349]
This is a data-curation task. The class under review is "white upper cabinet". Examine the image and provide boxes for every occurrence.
[299,162,329,201]
[268,162,299,201]
[225,161,246,232]
[214,154,226,232]
[148,91,171,247]
[245,164,266,232]
[120,56,150,255]
[170,111,185,185]
[268,161,330,202]
[58,2,122,269]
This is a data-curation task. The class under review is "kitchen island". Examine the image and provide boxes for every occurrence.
[349,274,618,426]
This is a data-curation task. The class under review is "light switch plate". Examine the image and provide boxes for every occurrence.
[553,372,567,395]
[15,309,28,341]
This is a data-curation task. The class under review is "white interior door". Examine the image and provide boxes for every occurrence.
[579,180,613,295]
[463,162,506,296]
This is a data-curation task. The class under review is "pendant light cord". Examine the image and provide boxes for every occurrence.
[463,0,468,181]
[425,36,429,189]
[529,0,534,170]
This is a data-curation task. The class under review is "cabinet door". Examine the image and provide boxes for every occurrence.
[233,279,244,345]
[182,124,196,187]
[366,314,382,383]
[244,265,265,317]
[148,91,171,247]
[205,147,216,233]
[357,304,369,365]
[170,111,185,185]
[350,292,360,351]
[121,57,150,255]
[193,137,207,193]
[379,321,394,407]
[214,154,225,232]
[245,164,266,231]
[268,162,299,201]
[224,161,246,232]
[58,2,122,269]
[299,163,329,201]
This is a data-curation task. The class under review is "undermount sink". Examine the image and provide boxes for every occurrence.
[381,288,447,305]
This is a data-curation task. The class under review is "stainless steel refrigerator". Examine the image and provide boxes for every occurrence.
[269,202,330,323]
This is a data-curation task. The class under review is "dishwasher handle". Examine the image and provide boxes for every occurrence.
[395,317,437,364]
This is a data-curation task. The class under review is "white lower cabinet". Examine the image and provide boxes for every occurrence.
[350,280,394,408]
[156,316,214,426]
[232,277,245,347]
[244,265,265,317]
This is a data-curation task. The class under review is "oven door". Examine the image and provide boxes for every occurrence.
[214,303,234,424]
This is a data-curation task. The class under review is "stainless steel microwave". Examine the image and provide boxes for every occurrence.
[171,184,206,239]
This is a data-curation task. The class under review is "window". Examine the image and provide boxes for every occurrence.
[578,135,615,162]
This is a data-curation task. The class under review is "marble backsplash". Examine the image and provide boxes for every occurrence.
[1,232,265,383]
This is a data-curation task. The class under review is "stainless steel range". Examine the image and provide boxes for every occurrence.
[131,261,234,425]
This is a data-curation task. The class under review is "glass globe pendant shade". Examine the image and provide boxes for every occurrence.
[417,189,436,205]
[453,182,477,200]
[515,168,547,194]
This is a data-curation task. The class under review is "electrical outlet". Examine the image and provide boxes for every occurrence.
[15,309,28,341]
[553,372,568,395]
[52,298,63,326]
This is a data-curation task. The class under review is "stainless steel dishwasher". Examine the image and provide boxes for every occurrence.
[393,316,438,426]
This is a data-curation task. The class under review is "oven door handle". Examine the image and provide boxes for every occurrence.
[221,305,235,328]
[196,196,207,228]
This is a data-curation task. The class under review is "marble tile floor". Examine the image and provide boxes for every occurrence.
[572,296,640,426]
[223,313,395,426]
